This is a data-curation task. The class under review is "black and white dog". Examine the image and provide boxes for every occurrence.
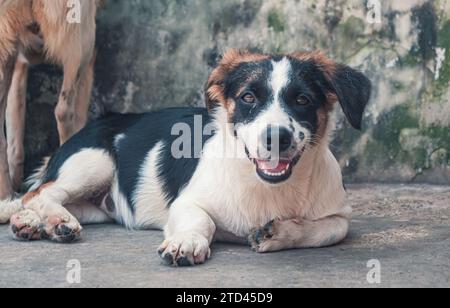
[0,50,371,266]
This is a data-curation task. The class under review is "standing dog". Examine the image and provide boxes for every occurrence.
[0,0,103,199]
[0,50,371,267]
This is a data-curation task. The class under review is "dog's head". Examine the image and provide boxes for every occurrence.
[205,49,371,184]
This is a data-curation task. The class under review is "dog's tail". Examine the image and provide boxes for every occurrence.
[23,156,50,192]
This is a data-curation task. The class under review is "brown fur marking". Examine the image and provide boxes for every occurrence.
[290,50,337,78]
[205,49,269,113]
[22,181,54,205]
[316,108,330,140]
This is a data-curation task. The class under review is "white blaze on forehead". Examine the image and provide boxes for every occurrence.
[270,57,292,105]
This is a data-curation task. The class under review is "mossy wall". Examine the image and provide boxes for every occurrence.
[24,0,450,184]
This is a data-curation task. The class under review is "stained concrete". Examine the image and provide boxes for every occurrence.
[0,185,449,288]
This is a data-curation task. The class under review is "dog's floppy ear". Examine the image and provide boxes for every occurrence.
[291,51,371,130]
[205,49,269,112]
[328,64,372,130]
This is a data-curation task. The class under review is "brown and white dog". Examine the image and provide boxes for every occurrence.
[0,0,103,199]
[0,49,371,267]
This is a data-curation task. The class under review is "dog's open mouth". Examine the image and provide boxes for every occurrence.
[246,147,306,184]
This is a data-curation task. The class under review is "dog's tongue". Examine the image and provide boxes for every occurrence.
[256,160,290,173]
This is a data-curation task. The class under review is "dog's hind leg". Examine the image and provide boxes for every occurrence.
[6,54,28,192]
[73,51,96,133]
[10,149,115,242]
[34,1,97,144]
[65,202,114,225]
[55,57,82,145]
[55,47,97,144]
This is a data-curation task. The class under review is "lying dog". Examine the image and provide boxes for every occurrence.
[0,50,371,266]
[0,0,103,199]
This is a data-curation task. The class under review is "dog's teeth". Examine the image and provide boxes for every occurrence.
[263,169,288,177]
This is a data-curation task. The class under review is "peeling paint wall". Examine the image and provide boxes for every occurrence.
[24,0,450,184]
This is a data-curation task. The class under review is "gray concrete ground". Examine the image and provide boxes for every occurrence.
[0,184,449,288]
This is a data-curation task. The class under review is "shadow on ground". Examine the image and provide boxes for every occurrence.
[0,185,449,288]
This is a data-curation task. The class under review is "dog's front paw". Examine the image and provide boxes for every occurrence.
[10,210,46,241]
[43,214,83,243]
[11,210,82,243]
[248,218,303,253]
[158,233,211,267]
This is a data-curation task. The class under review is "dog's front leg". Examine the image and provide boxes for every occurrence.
[158,201,216,267]
[249,215,349,253]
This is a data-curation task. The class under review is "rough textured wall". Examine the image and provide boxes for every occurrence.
[25,0,450,184]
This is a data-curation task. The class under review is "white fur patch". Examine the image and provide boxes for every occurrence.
[0,197,23,224]
[133,141,170,230]
[110,176,135,229]
[57,149,114,189]
[270,58,291,106]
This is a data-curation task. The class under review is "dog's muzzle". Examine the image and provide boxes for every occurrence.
[246,126,306,184]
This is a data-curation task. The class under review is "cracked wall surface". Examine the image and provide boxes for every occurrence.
[24,0,450,184]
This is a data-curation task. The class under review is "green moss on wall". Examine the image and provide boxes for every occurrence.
[372,105,419,152]
[366,105,450,172]
[267,9,286,33]
[334,16,366,60]
[367,106,422,170]
[399,52,421,68]
[421,125,450,163]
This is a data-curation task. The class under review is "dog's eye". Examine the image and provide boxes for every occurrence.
[296,95,311,106]
[241,93,256,104]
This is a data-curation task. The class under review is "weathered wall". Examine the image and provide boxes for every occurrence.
[24,0,450,184]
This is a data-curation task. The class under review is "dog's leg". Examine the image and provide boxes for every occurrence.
[0,51,17,200]
[158,201,216,267]
[73,51,96,133]
[65,201,114,225]
[55,58,82,145]
[6,54,28,191]
[10,149,115,242]
[249,215,349,253]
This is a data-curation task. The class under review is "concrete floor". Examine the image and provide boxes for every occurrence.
[0,184,449,288]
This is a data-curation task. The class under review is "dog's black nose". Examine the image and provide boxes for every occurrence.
[264,126,293,153]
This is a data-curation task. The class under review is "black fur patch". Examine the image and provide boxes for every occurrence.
[40,108,215,211]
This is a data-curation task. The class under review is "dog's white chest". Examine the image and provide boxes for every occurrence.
[183,138,310,237]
